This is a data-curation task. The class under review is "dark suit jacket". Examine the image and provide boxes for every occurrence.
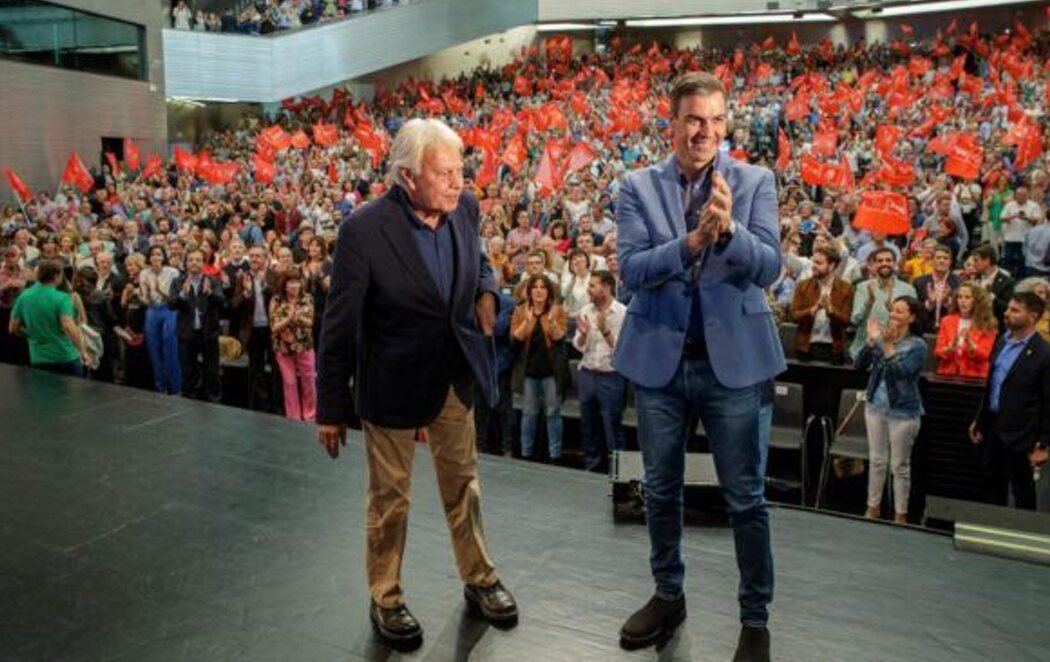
[231,268,277,345]
[974,332,1050,452]
[170,274,226,340]
[984,270,1015,323]
[316,186,499,429]
[914,273,961,333]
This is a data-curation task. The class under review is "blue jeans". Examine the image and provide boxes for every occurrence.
[521,376,562,459]
[145,305,181,394]
[635,358,774,627]
[578,368,627,470]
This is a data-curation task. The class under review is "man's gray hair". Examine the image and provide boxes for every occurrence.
[388,118,463,189]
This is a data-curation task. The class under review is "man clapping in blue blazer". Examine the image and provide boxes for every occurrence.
[614,72,785,662]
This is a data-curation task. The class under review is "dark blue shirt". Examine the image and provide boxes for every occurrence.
[675,160,713,344]
[401,191,455,305]
[989,331,1035,412]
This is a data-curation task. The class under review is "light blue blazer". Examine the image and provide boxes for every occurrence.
[612,154,787,390]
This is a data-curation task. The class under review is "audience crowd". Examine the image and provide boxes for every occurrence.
[3,18,1050,514]
[170,0,406,34]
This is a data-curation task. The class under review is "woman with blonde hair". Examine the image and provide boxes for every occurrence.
[934,282,998,379]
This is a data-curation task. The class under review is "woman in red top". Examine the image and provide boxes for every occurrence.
[934,282,998,379]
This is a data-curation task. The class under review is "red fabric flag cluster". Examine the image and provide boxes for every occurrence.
[775,129,791,170]
[474,149,500,190]
[3,168,32,202]
[124,138,141,171]
[877,155,916,186]
[853,191,910,235]
[944,141,983,180]
[173,147,198,173]
[142,154,164,179]
[199,161,240,185]
[501,134,527,173]
[811,130,838,158]
[875,125,902,159]
[290,130,311,150]
[253,154,276,184]
[800,155,850,189]
[313,123,339,147]
[1004,119,1044,171]
[261,125,292,152]
[61,152,94,193]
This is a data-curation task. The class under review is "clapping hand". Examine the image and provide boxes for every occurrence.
[687,172,733,255]
[866,315,883,343]
[577,314,590,337]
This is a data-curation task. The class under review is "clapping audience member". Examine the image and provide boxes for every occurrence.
[934,283,998,379]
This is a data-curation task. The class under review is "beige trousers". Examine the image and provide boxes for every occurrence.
[362,385,498,608]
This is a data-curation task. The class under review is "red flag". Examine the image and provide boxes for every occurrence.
[199,162,239,185]
[1004,119,1044,171]
[534,142,563,195]
[811,130,838,158]
[501,134,527,173]
[105,152,120,174]
[123,139,141,171]
[800,155,848,189]
[875,125,901,159]
[253,154,275,185]
[900,23,914,38]
[761,36,776,52]
[944,142,983,180]
[327,160,339,184]
[854,191,910,235]
[786,32,800,56]
[261,125,292,151]
[878,155,916,186]
[563,141,598,176]
[475,149,499,190]
[173,147,198,173]
[3,168,32,202]
[291,130,311,150]
[756,63,774,81]
[61,152,94,193]
[142,154,164,179]
[839,154,855,192]
[313,123,339,147]
[947,18,958,34]
[775,129,791,170]
[513,75,532,96]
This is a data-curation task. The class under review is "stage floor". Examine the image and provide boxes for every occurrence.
[2,364,1048,662]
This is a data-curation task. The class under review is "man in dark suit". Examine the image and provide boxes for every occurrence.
[971,243,1015,324]
[232,245,277,412]
[171,249,225,402]
[969,292,1050,510]
[913,243,961,334]
[316,118,517,649]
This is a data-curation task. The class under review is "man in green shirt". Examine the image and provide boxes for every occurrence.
[9,260,88,376]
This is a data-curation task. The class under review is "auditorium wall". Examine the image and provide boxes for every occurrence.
[0,0,168,201]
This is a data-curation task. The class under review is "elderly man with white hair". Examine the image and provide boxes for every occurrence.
[315,118,517,649]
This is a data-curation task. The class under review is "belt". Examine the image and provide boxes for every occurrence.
[682,337,708,359]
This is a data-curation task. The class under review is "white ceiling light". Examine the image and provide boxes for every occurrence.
[535,22,599,32]
[852,0,1042,19]
[626,13,836,28]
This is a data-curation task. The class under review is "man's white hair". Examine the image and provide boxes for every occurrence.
[388,118,463,189]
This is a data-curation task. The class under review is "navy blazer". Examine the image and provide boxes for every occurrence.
[974,332,1050,452]
[316,186,499,429]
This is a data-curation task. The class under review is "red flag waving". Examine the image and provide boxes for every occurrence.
[199,161,240,185]
[475,149,500,190]
[124,138,141,171]
[878,155,916,186]
[327,160,339,184]
[173,147,198,173]
[313,123,339,147]
[534,142,563,195]
[105,152,121,174]
[253,154,275,185]
[875,125,902,159]
[1004,119,1044,171]
[261,125,292,151]
[811,130,838,158]
[501,134,527,174]
[786,32,800,56]
[775,129,792,170]
[563,141,598,176]
[944,141,983,180]
[854,191,910,235]
[61,152,94,193]
[3,168,32,202]
[800,155,849,189]
[291,130,311,150]
[142,154,164,180]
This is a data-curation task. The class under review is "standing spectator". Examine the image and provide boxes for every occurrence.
[172,0,193,29]
[505,206,540,275]
[1022,212,1050,279]
[172,249,224,402]
[913,244,961,334]
[999,187,1043,279]
[0,245,33,365]
[269,271,316,422]
[969,292,1050,511]
[855,296,927,523]
[73,266,116,382]
[1014,277,1050,343]
[118,254,152,389]
[474,290,518,457]
[560,249,592,325]
[790,246,853,364]
[140,246,181,394]
[8,260,89,376]
[849,248,917,359]
[302,236,331,349]
[934,283,998,379]
[971,243,1015,323]
[233,245,278,412]
[511,274,568,462]
[572,271,627,472]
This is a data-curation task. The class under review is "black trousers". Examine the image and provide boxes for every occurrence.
[247,326,275,413]
[980,425,1037,511]
[180,330,222,403]
[475,370,516,454]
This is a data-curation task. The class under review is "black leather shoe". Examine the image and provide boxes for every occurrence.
[619,594,686,650]
[733,625,771,662]
[369,600,423,650]
[464,580,519,627]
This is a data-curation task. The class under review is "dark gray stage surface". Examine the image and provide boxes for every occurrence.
[2,365,1047,662]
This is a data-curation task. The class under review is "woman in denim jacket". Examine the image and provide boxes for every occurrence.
[854,296,927,524]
